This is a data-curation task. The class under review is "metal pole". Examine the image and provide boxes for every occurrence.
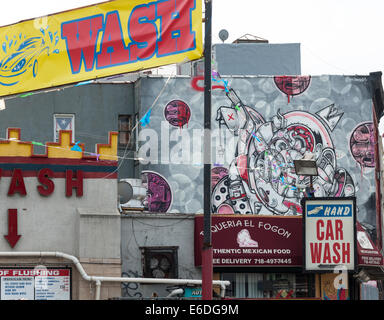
[309,175,314,197]
[202,0,213,300]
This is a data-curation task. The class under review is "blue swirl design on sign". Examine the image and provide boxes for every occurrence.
[0,27,60,86]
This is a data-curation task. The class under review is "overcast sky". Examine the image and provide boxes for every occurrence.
[0,0,383,76]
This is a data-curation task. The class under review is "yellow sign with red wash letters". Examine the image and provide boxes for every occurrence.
[0,0,202,97]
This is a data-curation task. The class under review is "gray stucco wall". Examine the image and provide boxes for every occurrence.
[120,213,198,298]
[0,83,136,178]
[214,43,301,76]
[0,177,120,259]
[177,43,301,77]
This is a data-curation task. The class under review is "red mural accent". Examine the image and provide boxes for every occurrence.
[350,122,375,168]
[191,76,226,91]
[274,76,311,103]
[164,99,191,128]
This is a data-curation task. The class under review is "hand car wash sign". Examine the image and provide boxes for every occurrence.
[303,197,357,272]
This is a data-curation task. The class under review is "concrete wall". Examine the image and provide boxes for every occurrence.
[177,43,301,76]
[0,175,121,299]
[121,213,199,298]
[214,43,301,76]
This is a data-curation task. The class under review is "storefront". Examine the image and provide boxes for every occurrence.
[194,214,384,300]
[0,128,121,300]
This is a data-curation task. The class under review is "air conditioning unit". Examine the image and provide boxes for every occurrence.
[118,178,146,210]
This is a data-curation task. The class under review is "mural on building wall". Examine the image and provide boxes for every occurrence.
[349,121,375,169]
[139,75,377,230]
[164,99,191,129]
[273,76,311,103]
[142,171,172,213]
[212,87,356,215]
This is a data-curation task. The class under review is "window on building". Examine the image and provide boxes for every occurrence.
[221,272,315,299]
[118,115,134,149]
[141,247,178,279]
[54,114,75,143]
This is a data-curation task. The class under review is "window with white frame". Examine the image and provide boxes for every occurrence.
[54,114,75,143]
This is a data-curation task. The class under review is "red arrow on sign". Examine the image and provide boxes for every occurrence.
[4,209,21,248]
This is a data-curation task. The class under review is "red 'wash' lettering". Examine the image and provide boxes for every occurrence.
[61,15,103,73]
[310,242,322,263]
[37,168,55,196]
[66,170,83,197]
[8,168,27,196]
[97,12,130,68]
[157,0,195,56]
[128,4,157,61]
[342,243,350,263]
[322,243,331,263]
[332,243,341,264]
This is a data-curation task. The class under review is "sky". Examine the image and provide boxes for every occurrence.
[0,0,383,128]
[0,0,383,76]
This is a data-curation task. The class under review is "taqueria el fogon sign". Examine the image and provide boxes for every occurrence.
[0,0,202,97]
[303,197,357,272]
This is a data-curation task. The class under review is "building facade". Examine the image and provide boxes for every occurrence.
[131,72,384,300]
[0,65,383,300]
[0,128,121,300]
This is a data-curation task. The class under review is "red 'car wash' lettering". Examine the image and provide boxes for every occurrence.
[310,219,350,264]
[61,0,197,73]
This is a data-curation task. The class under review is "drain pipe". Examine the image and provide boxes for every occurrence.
[0,251,230,299]
[166,288,184,298]
[95,279,102,300]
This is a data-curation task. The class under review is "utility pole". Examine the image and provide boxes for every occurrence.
[202,0,213,300]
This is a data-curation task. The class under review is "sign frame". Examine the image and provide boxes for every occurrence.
[302,197,357,273]
[194,214,303,268]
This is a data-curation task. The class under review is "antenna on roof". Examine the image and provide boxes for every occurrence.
[218,29,229,43]
[232,34,269,44]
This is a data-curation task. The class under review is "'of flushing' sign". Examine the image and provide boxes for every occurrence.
[302,197,357,272]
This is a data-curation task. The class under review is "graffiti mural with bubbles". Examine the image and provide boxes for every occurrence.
[138,75,378,233]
